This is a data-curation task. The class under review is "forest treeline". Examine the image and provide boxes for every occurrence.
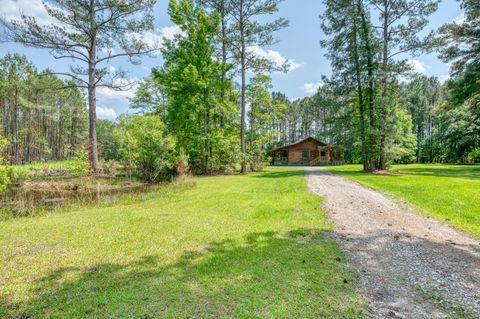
[317,0,479,170]
[270,73,478,164]
[0,54,87,164]
[0,0,479,183]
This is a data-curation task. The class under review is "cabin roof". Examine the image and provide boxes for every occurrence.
[271,137,327,152]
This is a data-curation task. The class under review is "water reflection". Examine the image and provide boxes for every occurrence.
[1,180,159,218]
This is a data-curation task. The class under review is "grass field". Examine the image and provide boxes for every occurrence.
[329,164,480,239]
[0,167,362,319]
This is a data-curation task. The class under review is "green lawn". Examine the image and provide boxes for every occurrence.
[329,164,480,239]
[0,167,362,319]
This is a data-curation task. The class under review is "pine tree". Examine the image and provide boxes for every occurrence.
[2,0,158,173]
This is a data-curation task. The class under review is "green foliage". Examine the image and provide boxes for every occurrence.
[0,53,87,164]
[246,74,286,171]
[129,75,168,116]
[114,115,176,182]
[97,119,120,161]
[1,0,159,173]
[221,0,289,172]
[467,148,480,163]
[154,0,240,174]
[400,76,444,163]
[9,159,91,183]
[0,135,12,193]
[438,0,480,74]
[320,0,440,170]
[434,64,480,162]
[385,104,417,164]
[320,0,379,170]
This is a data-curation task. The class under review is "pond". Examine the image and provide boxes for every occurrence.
[0,178,159,219]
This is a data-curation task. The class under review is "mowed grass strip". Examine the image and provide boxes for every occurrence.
[0,167,362,319]
[329,164,480,239]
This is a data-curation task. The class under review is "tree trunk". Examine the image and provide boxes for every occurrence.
[220,4,227,128]
[13,86,19,164]
[379,0,389,170]
[88,0,99,174]
[203,89,209,174]
[358,0,376,171]
[351,5,368,172]
[239,0,247,173]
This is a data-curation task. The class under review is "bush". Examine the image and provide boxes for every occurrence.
[114,115,176,182]
[0,136,12,193]
[101,160,121,177]
[9,156,90,182]
[69,151,90,175]
[467,148,480,163]
[0,165,12,193]
[97,119,121,161]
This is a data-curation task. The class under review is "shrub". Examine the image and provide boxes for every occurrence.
[114,115,176,182]
[69,151,90,175]
[101,160,121,177]
[97,119,121,161]
[0,135,12,193]
[467,148,480,163]
[0,165,12,193]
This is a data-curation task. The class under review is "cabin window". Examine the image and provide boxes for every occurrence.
[321,151,326,157]
[276,151,287,159]
[302,151,309,159]
[310,151,317,158]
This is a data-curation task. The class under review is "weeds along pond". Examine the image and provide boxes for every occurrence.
[0,176,167,220]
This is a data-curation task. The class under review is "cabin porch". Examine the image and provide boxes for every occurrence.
[272,146,344,166]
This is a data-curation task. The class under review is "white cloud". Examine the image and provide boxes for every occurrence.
[97,106,117,120]
[1,1,183,49]
[136,25,185,49]
[160,25,184,41]
[407,59,428,74]
[438,74,450,83]
[0,0,53,25]
[248,46,303,73]
[302,82,322,94]
[97,86,137,100]
[454,13,466,25]
[97,77,139,101]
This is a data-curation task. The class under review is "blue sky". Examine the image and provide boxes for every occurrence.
[0,0,462,119]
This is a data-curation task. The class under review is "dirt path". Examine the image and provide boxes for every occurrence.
[307,168,480,319]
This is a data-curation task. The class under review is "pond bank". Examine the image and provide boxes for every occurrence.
[0,176,161,219]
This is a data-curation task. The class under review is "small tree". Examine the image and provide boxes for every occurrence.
[228,0,289,173]
[157,0,237,174]
[2,0,158,173]
[114,115,176,183]
[246,74,285,171]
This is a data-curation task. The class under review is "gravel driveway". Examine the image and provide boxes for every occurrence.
[307,168,480,319]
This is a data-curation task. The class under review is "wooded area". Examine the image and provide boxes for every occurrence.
[0,0,479,184]
[0,54,87,164]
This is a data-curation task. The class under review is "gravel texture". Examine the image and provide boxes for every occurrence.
[307,168,480,319]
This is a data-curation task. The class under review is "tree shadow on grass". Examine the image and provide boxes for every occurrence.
[395,166,480,180]
[331,165,480,181]
[1,229,363,319]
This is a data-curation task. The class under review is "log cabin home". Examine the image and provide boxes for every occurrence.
[271,137,344,166]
